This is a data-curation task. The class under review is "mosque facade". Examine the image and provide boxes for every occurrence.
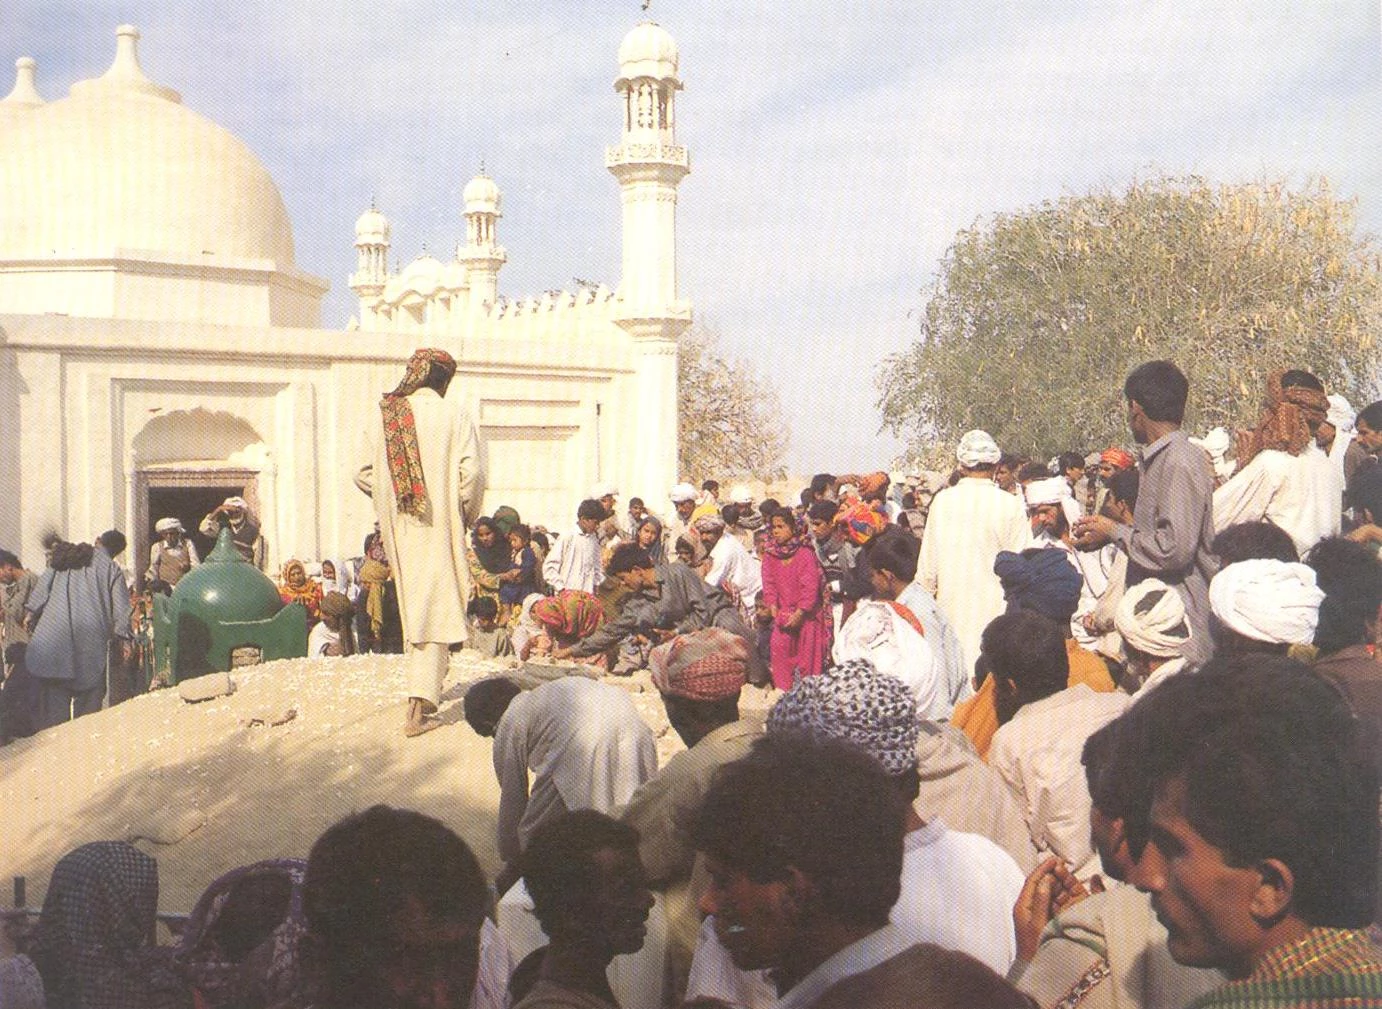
[0,21,689,579]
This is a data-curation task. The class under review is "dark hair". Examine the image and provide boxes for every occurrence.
[1350,465,1382,523]
[577,499,607,522]
[997,453,1022,470]
[1124,360,1188,423]
[473,516,498,535]
[758,498,780,518]
[721,504,740,526]
[1128,656,1377,927]
[467,596,498,621]
[691,733,905,929]
[674,536,696,557]
[606,543,654,575]
[702,480,719,494]
[304,805,486,960]
[628,497,644,509]
[900,491,917,509]
[1016,462,1050,484]
[0,549,18,569]
[1279,369,1325,392]
[807,500,839,523]
[1082,720,1152,852]
[462,677,522,736]
[520,810,640,938]
[1306,537,1382,654]
[1212,521,1298,565]
[1057,452,1085,473]
[1357,400,1382,432]
[980,610,1068,699]
[509,523,531,544]
[532,529,550,554]
[865,528,920,583]
[97,529,127,557]
[1106,468,1140,509]
[809,474,835,495]
[798,488,815,509]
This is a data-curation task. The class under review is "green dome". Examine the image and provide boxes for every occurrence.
[169,525,283,623]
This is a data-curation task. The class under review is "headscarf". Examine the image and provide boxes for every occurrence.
[1209,559,1324,645]
[470,518,512,574]
[995,547,1083,623]
[492,506,521,538]
[831,600,935,713]
[1100,447,1135,470]
[28,841,184,1009]
[379,348,457,517]
[767,657,920,776]
[530,589,605,643]
[956,430,1001,468]
[835,499,889,546]
[857,471,890,501]
[278,561,322,612]
[1114,579,1191,658]
[1236,370,1328,467]
[649,628,749,701]
[174,859,308,1009]
[356,558,390,637]
[319,591,353,619]
[761,510,811,561]
[314,558,349,594]
[635,515,667,566]
[1024,476,1081,527]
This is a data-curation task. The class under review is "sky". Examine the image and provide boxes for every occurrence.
[7,2,1380,474]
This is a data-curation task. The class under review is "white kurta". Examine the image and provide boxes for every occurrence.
[988,684,1131,880]
[542,526,602,594]
[704,532,761,609]
[917,478,1033,672]
[1212,445,1342,558]
[355,386,483,645]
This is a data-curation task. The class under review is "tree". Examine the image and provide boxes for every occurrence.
[876,176,1382,461]
[678,320,788,480]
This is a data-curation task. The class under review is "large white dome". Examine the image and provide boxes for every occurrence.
[0,26,296,265]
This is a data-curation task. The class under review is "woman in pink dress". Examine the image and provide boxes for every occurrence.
[758,506,831,690]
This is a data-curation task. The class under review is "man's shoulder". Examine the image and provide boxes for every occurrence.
[811,943,1031,1009]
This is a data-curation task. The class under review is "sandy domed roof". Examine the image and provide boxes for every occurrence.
[617,21,679,81]
[0,26,297,264]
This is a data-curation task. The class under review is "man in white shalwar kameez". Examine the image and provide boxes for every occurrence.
[918,430,1033,672]
[356,348,483,737]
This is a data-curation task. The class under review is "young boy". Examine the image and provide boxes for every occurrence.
[467,596,514,658]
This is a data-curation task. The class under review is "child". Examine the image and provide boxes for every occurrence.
[498,524,540,621]
[466,596,514,658]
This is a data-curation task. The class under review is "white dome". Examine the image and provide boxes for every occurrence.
[463,173,500,214]
[617,21,679,80]
[355,206,390,243]
[0,26,296,264]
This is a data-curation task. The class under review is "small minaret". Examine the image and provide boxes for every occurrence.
[606,21,689,314]
[350,202,390,319]
[460,172,506,311]
[2,57,44,107]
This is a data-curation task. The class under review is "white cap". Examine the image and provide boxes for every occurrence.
[590,483,619,499]
[670,482,697,503]
[154,517,183,534]
[729,484,754,505]
[956,430,1001,468]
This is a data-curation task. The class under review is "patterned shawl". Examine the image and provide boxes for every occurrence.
[379,348,457,517]
[27,841,186,1009]
[1236,370,1329,468]
[762,511,811,560]
[530,589,606,643]
[835,499,889,546]
[174,859,308,1009]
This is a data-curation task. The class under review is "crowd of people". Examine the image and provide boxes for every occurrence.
[5,354,1382,1007]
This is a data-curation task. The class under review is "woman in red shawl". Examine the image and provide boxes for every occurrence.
[528,589,609,670]
[758,507,831,690]
[278,560,323,627]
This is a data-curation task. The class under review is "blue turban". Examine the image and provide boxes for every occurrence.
[994,547,1083,623]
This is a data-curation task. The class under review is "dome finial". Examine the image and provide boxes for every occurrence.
[71,24,181,102]
[2,57,44,106]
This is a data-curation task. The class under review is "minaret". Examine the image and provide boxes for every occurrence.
[607,21,692,500]
[2,57,44,106]
[350,202,390,324]
[460,172,506,311]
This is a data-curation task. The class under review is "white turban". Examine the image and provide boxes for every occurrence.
[590,483,619,499]
[1025,476,1081,525]
[222,495,249,510]
[1326,394,1356,433]
[1189,427,1234,481]
[832,600,939,719]
[669,482,698,503]
[1115,579,1191,658]
[729,484,754,505]
[154,517,183,534]
[956,430,1001,468]
[1209,559,1325,645]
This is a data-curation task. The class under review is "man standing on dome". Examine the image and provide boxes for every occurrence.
[356,348,483,737]
[199,496,266,570]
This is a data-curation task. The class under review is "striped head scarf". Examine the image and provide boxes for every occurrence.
[380,348,457,517]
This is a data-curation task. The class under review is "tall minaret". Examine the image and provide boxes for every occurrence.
[460,172,506,311]
[607,21,692,498]
[350,202,390,324]
[607,21,689,314]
